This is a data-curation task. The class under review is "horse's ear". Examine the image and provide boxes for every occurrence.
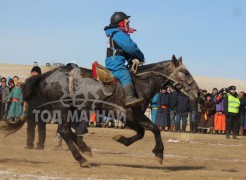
[172,54,179,67]
[178,56,183,64]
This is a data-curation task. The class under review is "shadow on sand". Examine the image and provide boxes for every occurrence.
[0,158,50,164]
[89,162,205,171]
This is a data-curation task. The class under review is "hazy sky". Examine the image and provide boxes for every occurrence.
[0,0,245,79]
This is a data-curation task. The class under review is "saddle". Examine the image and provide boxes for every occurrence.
[92,61,118,85]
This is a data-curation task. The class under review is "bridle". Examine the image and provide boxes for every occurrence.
[169,64,196,91]
[135,64,195,92]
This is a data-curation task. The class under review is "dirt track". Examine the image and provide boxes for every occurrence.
[0,124,246,180]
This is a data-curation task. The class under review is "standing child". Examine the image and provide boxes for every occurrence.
[198,93,216,133]
[7,81,23,121]
[156,87,170,131]
[213,91,226,134]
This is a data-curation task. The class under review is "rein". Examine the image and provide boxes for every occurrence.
[135,68,195,92]
[135,71,181,89]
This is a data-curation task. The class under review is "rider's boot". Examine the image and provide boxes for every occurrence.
[123,84,144,108]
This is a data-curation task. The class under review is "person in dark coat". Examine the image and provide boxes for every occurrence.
[0,78,10,119]
[8,79,15,92]
[238,90,246,136]
[25,66,47,149]
[189,100,198,133]
[175,92,190,132]
[156,86,170,131]
[168,85,178,132]
[198,89,207,105]
[211,88,218,100]
[198,93,216,133]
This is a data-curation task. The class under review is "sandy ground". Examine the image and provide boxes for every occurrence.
[0,125,246,180]
[1,63,246,91]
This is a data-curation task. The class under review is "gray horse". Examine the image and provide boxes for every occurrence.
[1,55,199,167]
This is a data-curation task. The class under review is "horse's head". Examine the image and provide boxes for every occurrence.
[168,55,199,101]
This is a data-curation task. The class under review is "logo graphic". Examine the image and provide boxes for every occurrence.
[34,67,126,124]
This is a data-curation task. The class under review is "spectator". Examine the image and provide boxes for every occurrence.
[25,66,47,150]
[1,78,10,119]
[156,86,170,131]
[198,93,216,133]
[211,88,218,100]
[238,90,246,136]
[169,85,178,132]
[13,76,19,86]
[150,92,159,124]
[199,89,207,105]
[7,81,23,121]
[175,92,190,132]
[0,78,2,118]
[1,77,7,118]
[213,90,226,134]
[223,86,240,139]
[189,100,198,133]
[8,78,15,92]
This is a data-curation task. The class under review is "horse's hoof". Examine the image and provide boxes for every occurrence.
[112,135,122,141]
[83,150,92,157]
[155,155,163,164]
[80,161,91,168]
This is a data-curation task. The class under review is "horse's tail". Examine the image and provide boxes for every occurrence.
[22,74,45,101]
[0,117,26,138]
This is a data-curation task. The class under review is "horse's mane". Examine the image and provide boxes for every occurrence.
[137,60,171,72]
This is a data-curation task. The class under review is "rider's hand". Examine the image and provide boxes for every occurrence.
[130,59,143,74]
[132,59,140,65]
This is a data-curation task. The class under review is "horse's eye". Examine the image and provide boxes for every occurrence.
[183,71,189,76]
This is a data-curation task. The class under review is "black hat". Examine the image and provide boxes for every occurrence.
[110,12,130,25]
[228,86,236,91]
[160,86,168,90]
[31,66,41,74]
[205,93,212,98]
[212,88,218,92]
[1,77,6,82]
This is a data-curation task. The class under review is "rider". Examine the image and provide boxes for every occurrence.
[104,12,145,107]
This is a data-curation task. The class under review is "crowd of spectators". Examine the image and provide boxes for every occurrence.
[0,76,23,122]
[150,85,246,139]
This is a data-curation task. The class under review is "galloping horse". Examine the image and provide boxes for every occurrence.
[0,55,199,167]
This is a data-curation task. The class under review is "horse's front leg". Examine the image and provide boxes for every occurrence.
[112,108,145,146]
[112,119,145,146]
[135,109,164,164]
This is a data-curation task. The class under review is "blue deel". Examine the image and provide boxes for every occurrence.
[105,28,145,88]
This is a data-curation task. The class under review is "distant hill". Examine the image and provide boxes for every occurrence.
[1,63,246,91]
[0,64,54,81]
[194,76,246,92]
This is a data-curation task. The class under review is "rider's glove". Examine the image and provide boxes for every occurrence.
[130,59,144,74]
